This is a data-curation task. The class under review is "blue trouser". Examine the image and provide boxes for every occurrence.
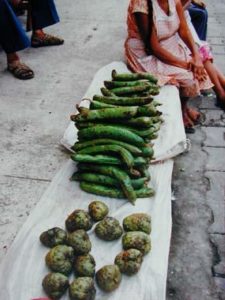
[188,3,208,41]
[0,0,60,54]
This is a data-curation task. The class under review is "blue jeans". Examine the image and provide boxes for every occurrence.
[188,3,208,41]
[0,0,60,53]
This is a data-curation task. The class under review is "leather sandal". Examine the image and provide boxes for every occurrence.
[31,33,64,48]
[185,127,195,134]
[7,61,34,80]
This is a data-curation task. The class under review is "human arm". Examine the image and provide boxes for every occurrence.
[134,11,189,69]
[176,0,207,79]
[192,0,206,8]
[134,12,152,54]
[149,25,190,69]
[181,0,191,10]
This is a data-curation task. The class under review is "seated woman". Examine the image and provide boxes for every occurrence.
[125,0,215,133]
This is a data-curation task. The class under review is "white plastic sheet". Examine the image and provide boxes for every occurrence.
[0,62,185,300]
[0,159,173,300]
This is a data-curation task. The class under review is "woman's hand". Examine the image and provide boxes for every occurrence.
[192,0,206,8]
[189,57,207,81]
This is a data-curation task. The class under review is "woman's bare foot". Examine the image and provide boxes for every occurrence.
[186,107,200,122]
[182,107,195,133]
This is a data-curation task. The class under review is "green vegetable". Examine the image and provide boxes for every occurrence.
[114,249,143,275]
[90,100,116,109]
[140,145,154,158]
[104,79,150,89]
[73,104,161,123]
[71,154,147,167]
[74,106,137,122]
[122,231,151,255]
[71,154,120,165]
[112,69,158,84]
[80,182,154,199]
[137,104,162,117]
[101,87,115,96]
[71,172,147,189]
[95,217,123,241]
[77,144,134,168]
[110,84,151,96]
[78,163,142,178]
[72,139,142,155]
[123,213,151,234]
[93,95,153,106]
[78,125,146,146]
[69,277,96,300]
[110,125,158,138]
[96,265,122,292]
[77,165,136,204]
[45,245,75,276]
[121,116,157,128]
[65,209,93,232]
[74,254,96,277]
[42,273,69,300]
[40,227,67,248]
[67,230,92,255]
[88,201,109,221]
[136,165,151,180]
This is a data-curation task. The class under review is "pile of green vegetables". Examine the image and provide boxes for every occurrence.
[70,70,163,205]
[40,201,152,300]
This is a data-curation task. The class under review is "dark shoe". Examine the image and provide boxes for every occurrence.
[185,127,195,134]
[7,61,34,80]
[31,33,64,48]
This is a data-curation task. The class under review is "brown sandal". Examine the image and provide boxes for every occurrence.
[7,61,34,80]
[31,33,64,48]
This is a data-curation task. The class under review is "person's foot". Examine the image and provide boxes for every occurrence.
[183,110,195,134]
[186,107,200,121]
[31,32,64,48]
[8,60,34,80]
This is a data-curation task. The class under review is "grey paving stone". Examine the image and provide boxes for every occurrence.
[199,95,216,110]
[205,172,225,234]
[204,148,225,171]
[200,109,225,127]
[202,127,225,147]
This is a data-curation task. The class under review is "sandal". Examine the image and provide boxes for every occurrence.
[185,127,195,134]
[7,61,34,80]
[31,33,64,48]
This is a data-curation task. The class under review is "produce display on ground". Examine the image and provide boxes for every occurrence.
[0,62,181,300]
[39,201,152,300]
[70,70,163,205]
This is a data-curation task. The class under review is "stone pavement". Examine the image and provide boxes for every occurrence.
[0,0,224,299]
[167,0,225,299]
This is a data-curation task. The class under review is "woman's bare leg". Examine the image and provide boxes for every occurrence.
[204,60,225,102]
[181,97,195,128]
[213,65,225,88]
